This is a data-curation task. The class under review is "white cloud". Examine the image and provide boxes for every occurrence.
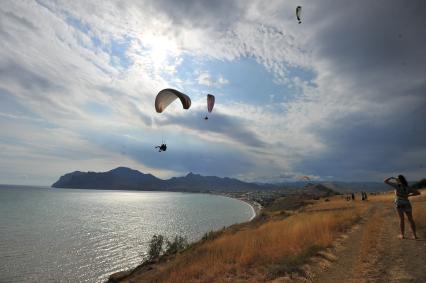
[1,0,424,184]
[196,71,229,87]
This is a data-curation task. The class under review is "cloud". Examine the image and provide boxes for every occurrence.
[0,60,60,92]
[290,0,426,180]
[1,0,425,184]
[196,72,229,88]
[157,109,266,148]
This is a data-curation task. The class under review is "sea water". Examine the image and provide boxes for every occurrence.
[0,186,253,282]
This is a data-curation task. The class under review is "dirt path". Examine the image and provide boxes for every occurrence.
[309,202,426,283]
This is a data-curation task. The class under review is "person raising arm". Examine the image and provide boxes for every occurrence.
[384,175,420,239]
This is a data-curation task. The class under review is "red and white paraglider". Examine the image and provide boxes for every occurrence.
[296,6,302,24]
[205,94,215,120]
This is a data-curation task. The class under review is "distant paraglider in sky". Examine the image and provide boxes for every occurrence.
[296,6,302,24]
[155,88,191,113]
[299,175,313,188]
[300,176,311,181]
[205,94,215,120]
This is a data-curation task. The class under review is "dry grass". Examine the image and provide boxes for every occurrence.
[413,190,426,237]
[367,191,394,203]
[142,201,363,283]
[304,195,369,215]
[353,207,384,276]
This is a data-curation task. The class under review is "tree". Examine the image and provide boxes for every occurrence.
[165,235,188,255]
[147,234,164,261]
[412,178,426,189]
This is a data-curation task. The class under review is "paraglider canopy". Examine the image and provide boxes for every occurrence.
[207,94,215,113]
[155,88,191,113]
[296,6,302,24]
[300,176,311,181]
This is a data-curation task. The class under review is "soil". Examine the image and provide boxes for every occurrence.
[284,201,426,283]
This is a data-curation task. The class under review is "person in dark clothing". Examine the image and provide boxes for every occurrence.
[384,175,420,239]
[155,144,167,152]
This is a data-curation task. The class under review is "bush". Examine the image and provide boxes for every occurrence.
[412,178,426,189]
[147,234,164,261]
[165,235,188,255]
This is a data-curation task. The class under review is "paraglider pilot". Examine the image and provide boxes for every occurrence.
[155,144,167,152]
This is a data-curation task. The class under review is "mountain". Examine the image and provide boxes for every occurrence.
[163,172,262,192]
[52,167,390,193]
[52,167,162,190]
[300,183,340,197]
[319,181,388,193]
[271,181,388,193]
[52,167,267,192]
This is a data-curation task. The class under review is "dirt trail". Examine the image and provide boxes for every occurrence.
[308,202,426,283]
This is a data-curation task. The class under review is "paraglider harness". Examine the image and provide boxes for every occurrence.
[155,144,167,152]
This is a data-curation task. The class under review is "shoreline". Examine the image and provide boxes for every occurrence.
[211,192,262,220]
[238,198,262,220]
[107,192,263,282]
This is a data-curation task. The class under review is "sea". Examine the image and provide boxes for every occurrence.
[0,185,254,282]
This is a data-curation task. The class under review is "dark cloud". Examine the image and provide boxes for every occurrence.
[1,10,38,31]
[299,102,426,179]
[311,0,426,100]
[295,0,426,180]
[143,0,243,30]
[97,86,153,127]
[157,110,266,148]
[84,131,256,177]
[0,60,59,92]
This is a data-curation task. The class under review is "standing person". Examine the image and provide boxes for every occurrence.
[351,192,355,201]
[384,175,421,239]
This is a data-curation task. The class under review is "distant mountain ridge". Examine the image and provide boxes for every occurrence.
[52,167,265,192]
[52,167,388,193]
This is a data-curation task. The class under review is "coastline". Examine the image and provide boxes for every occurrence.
[238,198,262,220]
[107,192,262,282]
[212,192,262,220]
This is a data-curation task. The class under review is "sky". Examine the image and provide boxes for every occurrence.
[0,0,425,185]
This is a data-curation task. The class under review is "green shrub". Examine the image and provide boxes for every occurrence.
[165,235,188,255]
[147,234,164,261]
[412,178,426,189]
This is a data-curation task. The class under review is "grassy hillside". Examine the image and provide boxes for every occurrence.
[110,194,369,282]
[109,188,426,282]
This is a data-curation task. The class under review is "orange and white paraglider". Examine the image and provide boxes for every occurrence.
[154,88,192,152]
[155,88,191,113]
